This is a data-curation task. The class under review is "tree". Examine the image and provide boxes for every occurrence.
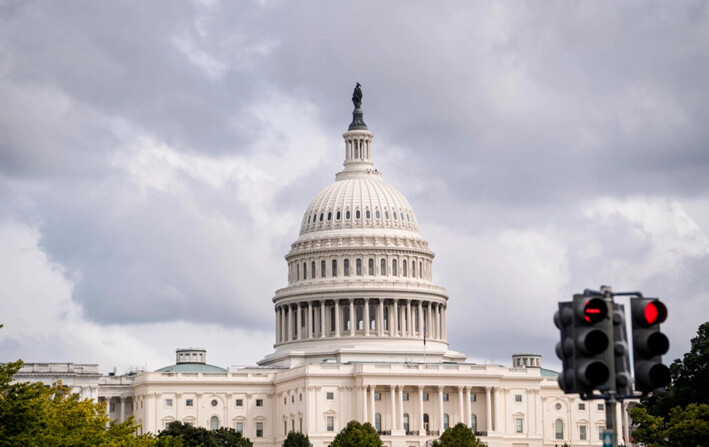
[158,421,252,447]
[643,321,709,418]
[283,431,313,447]
[629,403,709,447]
[431,423,487,447]
[328,420,382,447]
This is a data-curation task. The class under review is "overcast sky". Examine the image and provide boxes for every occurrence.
[1,1,708,374]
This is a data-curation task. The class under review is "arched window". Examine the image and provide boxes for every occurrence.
[370,304,376,330]
[356,305,363,330]
[344,306,350,330]
[470,414,477,432]
[412,261,416,278]
[423,413,429,431]
[311,261,316,279]
[321,260,326,278]
[403,413,410,432]
[375,413,381,432]
[355,210,361,219]
[368,258,374,276]
[443,414,449,430]
[380,259,386,275]
[383,307,389,331]
[336,210,341,220]
[402,260,408,277]
[356,259,362,276]
[555,419,564,440]
[296,263,300,281]
[210,416,219,430]
[303,262,307,279]
[344,259,350,276]
[419,261,422,278]
[332,259,338,277]
[392,259,398,276]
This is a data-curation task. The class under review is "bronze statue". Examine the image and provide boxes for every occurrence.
[352,82,362,108]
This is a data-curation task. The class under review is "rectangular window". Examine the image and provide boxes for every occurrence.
[598,404,604,411]
[578,403,585,410]
[256,422,263,437]
[515,394,522,402]
[402,392,409,401]
[235,422,243,433]
[300,417,303,433]
[283,421,287,435]
[326,392,334,400]
[470,394,476,402]
[109,403,115,411]
[515,418,523,433]
[165,399,173,407]
[235,399,243,407]
[374,392,381,401]
[256,399,263,407]
[423,393,429,401]
[442,393,449,401]
[580,425,587,440]
[327,416,334,432]
[599,426,605,440]
[186,399,193,407]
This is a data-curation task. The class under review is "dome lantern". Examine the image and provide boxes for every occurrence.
[340,83,375,177]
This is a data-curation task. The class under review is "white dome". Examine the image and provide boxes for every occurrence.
[300,173,419,236]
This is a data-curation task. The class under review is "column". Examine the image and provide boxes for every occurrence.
[438,387,444,432]
[392,300,399,337]
[320,302,326,338]
[622,401,630,445]
[307,302,313,338]
[465,388,471,429]
[296,303,302,340]
[442,305,446,339]
[436,304,441,338]
[458,386,464,424]
[364,299,370,336]
[427,303,433,339]
[390,385,397,431]
[418,301,423,336]
[120,397,126,422]
[349,299,355,336]
[418,386,425,434]
[275,308,280,343]
[285,304,293,341]
[398,386,404,432]
[335,300,340,337]
[378,300,384,336]
[362,385,368,423]
[486,387,493,432]
[369,386,376,425]
[406,300,412,337]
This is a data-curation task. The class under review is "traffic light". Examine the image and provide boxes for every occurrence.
[612,303,632,396]
[630,297,670,393]
[555,301,576,393]
[572,294,613,392]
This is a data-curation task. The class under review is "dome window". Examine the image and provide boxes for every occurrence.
[327,212,332,221]
[346,210,351,220]
[344,259,350,276]
[307,216,311,224]
[400,212,404,220]
[375,210,380,219]
[336,211,341,220]
[319,213,324,222]
[355,210,361,219]
[381,258,386,275]
[365,210,371,219]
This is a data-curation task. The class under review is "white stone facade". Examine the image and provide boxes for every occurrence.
[11,97,636,446]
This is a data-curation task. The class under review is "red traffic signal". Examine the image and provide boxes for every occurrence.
[581,297,607,324]
[641,300,667,326]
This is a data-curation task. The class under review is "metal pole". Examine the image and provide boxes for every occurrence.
[604,395,617,447]
[600,285,618,447]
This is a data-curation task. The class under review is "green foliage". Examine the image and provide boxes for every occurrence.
[643,321,709,418]
[328,420,382,447]
[283,430,313,447]
[0,358,159,447]
[158,421,252,447]
[630,403,709,447]
[431,423,487,447]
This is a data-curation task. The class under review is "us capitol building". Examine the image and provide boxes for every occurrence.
[15,87,635,447]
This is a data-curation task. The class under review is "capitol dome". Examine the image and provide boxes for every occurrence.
[260,88,462,368]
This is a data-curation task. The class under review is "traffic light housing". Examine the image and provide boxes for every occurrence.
[572,294,613,392]
[612,303,632,396]
[555,295,614,395]
[630,297,670,393]
[555,301,577,393]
